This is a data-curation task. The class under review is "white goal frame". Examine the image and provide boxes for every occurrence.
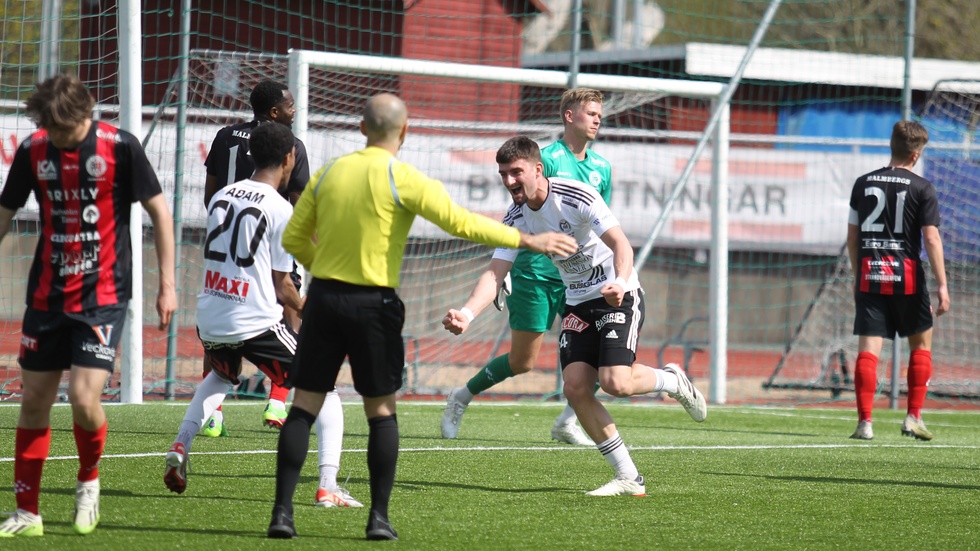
[285,50,732,402]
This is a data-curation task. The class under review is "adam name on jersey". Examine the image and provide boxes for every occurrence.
[204,269,251,303]
[224,187,268,203]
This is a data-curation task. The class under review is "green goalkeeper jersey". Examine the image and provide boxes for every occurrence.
[511,139,613,282]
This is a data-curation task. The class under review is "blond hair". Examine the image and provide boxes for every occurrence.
[558,88,603,123]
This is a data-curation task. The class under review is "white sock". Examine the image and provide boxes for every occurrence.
[652,368,679,393]
[454,386,475,405]
[180,372,232,443]
[319,464,339,490]
[315,391,344,475]
[595,432,639,480]
[175,421,198,452]
[554,403,577,426]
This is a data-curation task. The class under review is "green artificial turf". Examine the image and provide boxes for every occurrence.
[0,400,977,549]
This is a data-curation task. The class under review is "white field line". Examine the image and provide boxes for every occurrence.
[2,400,976,428]
[2,442,979,463]
[727,409,979,429]
[1,401,979,415]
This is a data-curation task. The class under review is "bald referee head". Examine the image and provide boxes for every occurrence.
[360,93,408,149]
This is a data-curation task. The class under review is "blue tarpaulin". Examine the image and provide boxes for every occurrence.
[924,157,980,264]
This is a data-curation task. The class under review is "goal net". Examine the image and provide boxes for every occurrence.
[137,49,722,399]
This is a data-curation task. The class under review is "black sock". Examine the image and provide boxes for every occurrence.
[274,406,317,511]
[366,414,399,519]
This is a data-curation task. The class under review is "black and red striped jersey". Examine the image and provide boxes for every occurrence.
[0,121,163,312]
[204,120,310,200]
[848,166,940,295]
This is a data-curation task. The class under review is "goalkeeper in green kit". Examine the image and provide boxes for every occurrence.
[442,88,612,444]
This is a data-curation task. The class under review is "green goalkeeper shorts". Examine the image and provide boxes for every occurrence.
[506,275,566,333]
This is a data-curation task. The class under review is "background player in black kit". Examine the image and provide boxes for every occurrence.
[200,80,310,434]
[203,80,311,206]
[847,120,950,441]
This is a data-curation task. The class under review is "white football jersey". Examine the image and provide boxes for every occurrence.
[196,179,294,342]
[492,177,640,305]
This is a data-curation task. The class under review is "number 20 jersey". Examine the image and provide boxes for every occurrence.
[196,179,294,342]
[848,166,939,295]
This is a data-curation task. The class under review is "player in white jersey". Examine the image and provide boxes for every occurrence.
[164,124,362,508]
[442,136,707,496]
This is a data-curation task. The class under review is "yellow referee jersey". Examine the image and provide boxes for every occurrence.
[283,146,521,288]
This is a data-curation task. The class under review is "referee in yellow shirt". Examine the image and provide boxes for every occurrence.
[268,93,577,541]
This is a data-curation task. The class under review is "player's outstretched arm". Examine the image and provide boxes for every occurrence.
[518,231,577,256]
[443,258,512,336]
[922,225,950,316]
[142,193,178,329]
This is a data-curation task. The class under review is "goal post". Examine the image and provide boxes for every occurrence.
[286,49,724,148]
[117,0,143,404]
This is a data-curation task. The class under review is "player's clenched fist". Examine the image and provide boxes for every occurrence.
[600,281,625,307]
[442,309,472,335]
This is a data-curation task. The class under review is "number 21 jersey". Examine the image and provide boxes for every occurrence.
[196,179,294,342]
[848,166,939,295]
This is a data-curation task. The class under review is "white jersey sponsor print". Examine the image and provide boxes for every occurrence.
[196,179,295,342]
[492,177,640,305]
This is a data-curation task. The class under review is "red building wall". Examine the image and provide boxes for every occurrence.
[80,1,402,107]
[78,1,534,125]
[400,0,527,124]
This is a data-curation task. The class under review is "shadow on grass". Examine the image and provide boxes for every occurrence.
[345,431,523,444]
[703,471,980,491]
[0,486,147,499]
[616,422,820,438]
[73,522,346,540]
[394,478,571,493]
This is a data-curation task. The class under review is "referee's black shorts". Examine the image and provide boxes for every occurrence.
[291,278,406,398]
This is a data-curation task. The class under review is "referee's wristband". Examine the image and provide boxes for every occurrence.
[614,276,627,288]
[459,307,475,322]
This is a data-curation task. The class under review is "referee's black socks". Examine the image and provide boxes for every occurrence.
[367,414,399,519]
[274,406,317,508]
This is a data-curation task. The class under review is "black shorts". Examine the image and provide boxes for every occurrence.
[291,278,405,398]
[199,320,297,387]
[19,303,128,372]
[853,290,933,339]
[558,290,644,370]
